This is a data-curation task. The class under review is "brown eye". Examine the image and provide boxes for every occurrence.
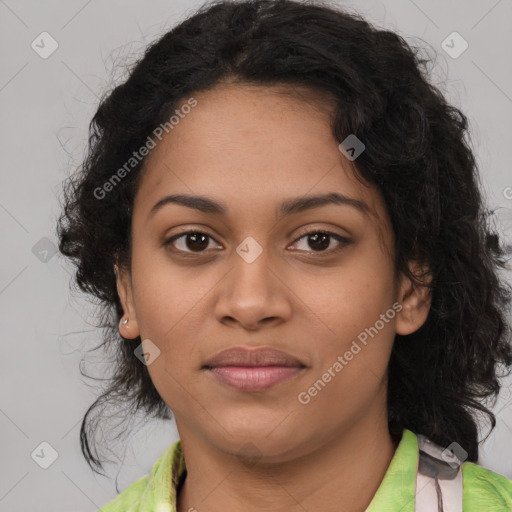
[163,229,351,257]
[164,230,219,253]
[291,230,351,255]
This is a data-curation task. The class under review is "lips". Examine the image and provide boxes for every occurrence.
[203,347,306,392]
[203,347,305,369]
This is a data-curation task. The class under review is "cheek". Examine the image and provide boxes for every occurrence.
[131,242,205,334]
[295,258,397,398]
[295,260,396,344]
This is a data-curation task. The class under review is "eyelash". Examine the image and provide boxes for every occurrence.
[163,228,351,257]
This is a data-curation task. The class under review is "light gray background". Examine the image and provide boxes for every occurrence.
[1,0,511,510]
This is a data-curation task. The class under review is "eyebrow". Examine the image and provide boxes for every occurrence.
[148,192,372,221]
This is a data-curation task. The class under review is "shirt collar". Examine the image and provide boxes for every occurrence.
[145,428,418,512]
[365,428,418,511]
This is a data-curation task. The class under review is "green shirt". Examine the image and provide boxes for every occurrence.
[98,429,512,511]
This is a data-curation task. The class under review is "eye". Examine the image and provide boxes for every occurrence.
[163,229,351,256]
[164,230,221,254]
[290,229,351,255]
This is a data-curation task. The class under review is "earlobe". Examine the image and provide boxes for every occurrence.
[395,261,432,336]
[114,263,141,339]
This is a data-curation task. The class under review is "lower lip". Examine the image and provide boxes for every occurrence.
[208,366,304,392]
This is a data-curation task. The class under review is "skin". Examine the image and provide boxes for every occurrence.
[115,82,431,512]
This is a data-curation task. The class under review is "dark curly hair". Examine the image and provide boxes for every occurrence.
[56,0,512,476]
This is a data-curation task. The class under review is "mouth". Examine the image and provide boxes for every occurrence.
[206,365,305,392]
[202,347,307,392]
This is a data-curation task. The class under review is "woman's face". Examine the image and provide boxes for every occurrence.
[116,83,430,461]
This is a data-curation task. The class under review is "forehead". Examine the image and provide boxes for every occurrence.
[134,83,389,232]
[143,83,339,177]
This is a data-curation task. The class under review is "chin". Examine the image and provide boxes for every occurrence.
[212,426,306,464]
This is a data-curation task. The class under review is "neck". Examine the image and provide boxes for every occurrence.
[176,407,397,512]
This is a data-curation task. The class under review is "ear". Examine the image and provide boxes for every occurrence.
[395,260,432,336]
[114,263,141,339]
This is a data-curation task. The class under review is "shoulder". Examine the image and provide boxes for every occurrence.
[462,461,512,511]
[98,475,150,512]
[98,440,183,512]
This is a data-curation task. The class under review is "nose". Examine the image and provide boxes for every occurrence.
[212,242,293,330]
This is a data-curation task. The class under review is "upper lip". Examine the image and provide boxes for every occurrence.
[203,347,306,368]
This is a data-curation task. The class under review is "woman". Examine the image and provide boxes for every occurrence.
[56,0,512,510]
